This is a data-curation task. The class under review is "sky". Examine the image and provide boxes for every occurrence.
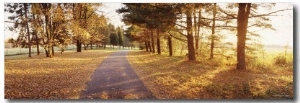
[3,3,294,48]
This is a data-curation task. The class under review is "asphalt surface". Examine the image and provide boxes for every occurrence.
[79,50,155,99]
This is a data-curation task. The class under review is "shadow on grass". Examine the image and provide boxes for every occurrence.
[127,51,221,99]
[127,51,293,99]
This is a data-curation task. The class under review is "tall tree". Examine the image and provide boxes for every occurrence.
[236,3,251,70]
[209,3,217,59]
[184,4,196,61]
[117,27,124,48]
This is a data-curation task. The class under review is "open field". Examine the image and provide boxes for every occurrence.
[127,50,293,99]
[4,49,117,99]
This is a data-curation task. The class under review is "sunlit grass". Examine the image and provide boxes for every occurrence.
[5,49,116,99]
[127,50,293,99]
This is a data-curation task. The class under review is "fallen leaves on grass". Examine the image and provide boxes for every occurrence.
[127,51,293,99]
[5,50,115,99]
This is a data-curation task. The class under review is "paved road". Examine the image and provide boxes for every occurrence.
[80,50,155,99]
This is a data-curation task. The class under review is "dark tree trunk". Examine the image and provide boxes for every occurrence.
[76,40,82,52]
[24,3,31,57]
[156,29,161,54]
[145,41,149,52]
[36,40,40,55]
[84,44,87,50]
[236,3,251,70]
[52,45,55,56]
[104,42,106,49]
[186,8,196,61]
[168,35,172,56]
[209,3,217,60]
[90,43,93,49]
[45,49,49,57]
[151,29,155,53]
[148,41,152,52]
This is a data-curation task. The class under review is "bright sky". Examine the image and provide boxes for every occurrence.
[98,3,125,28]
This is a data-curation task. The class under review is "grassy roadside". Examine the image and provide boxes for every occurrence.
[127,50,293,99]
[4,49,117,99]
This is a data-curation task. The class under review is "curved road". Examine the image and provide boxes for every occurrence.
[80,50,155,99]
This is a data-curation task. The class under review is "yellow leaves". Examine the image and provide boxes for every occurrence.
[124,93,139,99]
[99,92,109,99]
[155,76,179,87]
[5,50,114,99]
[127,51,293,99]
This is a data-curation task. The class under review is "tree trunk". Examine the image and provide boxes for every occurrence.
[52,45,55,56]
[145,40,149,52]
[46,44,53,58]
[195,7,201,55]
[24,3,31,57]
[168,35,172,56]
[186,8,196,61]
[209,3,217,60]
[32,13,40,55]
[90,43,93,49]
[104,42,106,49]
[36,39,40,55]
[76,40,82,52]
[156,29,161,54]
[148,40,152,52]
[193,8,198,55]
[151,29,155,53]
[84,44,87,50]
[236,3,251,70]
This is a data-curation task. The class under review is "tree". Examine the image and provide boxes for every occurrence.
[209,3,217,59]
[183,4,196,61]
[5,3,32,57]
[71,3,101,52]
[110,33,118,48]
[117,27,124,48]
[236,3,251,70]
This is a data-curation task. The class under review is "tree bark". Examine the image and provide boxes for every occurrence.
[76,40,82,52]
[193,8,198,55]
[24,3,31,57]
[168,35,172,56]
[148,40,152,52]
[145,40,149,52]
[52,45,55,56]
[32,13,40,55]
[90,43,93,49]
[236,3,251,70]
[209,3,217,60]
[156,29,161,54]
[186,8,196,61]
[151,29,155,53]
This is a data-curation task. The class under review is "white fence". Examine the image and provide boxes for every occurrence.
[5,45,76,56]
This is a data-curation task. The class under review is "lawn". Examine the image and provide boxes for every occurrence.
[127,50,293,99]
[4,49,117,99]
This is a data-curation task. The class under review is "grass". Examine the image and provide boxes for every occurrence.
[127,50,293,99]
[4,49,117,99]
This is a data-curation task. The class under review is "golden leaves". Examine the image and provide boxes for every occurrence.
[5,50,114,99]
[127,51,293,99]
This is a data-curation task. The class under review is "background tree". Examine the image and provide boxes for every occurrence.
[5,3,32,57]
